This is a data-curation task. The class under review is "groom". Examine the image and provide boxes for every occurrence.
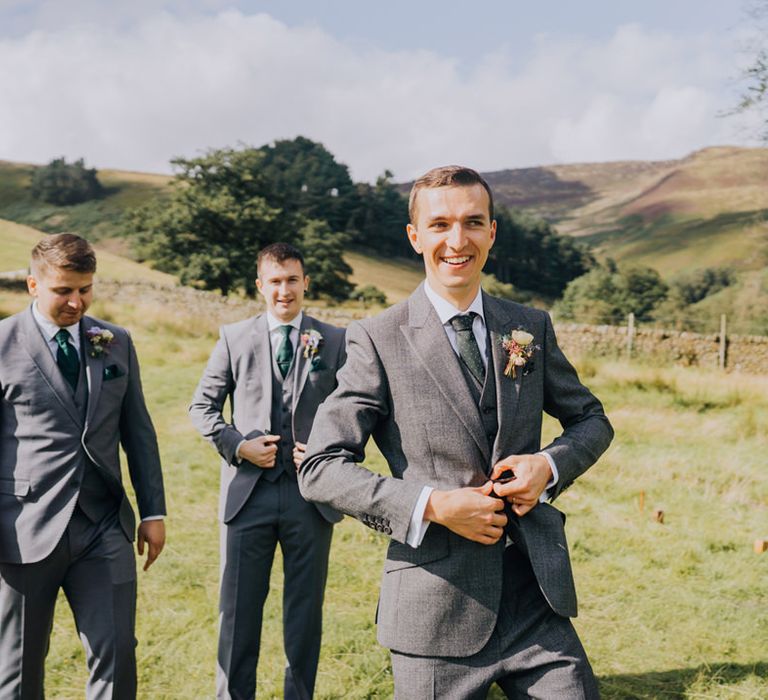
[0,233,166,699]
[190,242,346,700]
[299,166,614,698]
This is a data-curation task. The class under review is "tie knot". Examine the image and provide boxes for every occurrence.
[279,324,293,338]
[54,329,72,347]
[450,313,475,333]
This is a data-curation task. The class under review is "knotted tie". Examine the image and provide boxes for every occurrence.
[54,328,80,391]
[449,313,485,384]
[276,324,294,378]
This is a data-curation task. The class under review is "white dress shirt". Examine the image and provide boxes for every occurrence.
[405,283,558,548]
[31,302,163,523]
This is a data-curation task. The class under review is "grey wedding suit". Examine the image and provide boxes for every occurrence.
[189,312,345,700]
[299,284,614,698]
[0,306,165,699]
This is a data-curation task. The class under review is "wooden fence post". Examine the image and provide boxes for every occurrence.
[719,314,727,370]
[626,312,635,360]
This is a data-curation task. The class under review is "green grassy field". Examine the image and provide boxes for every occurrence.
[0,218,177,285]
[0,283,765,699]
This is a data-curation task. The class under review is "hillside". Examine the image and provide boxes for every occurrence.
[0,218,177,285]
[483,146,768,275]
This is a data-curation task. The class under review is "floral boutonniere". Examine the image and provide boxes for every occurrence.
[85,326,116,358]
[501,329,539,379]
[300,329,323,365]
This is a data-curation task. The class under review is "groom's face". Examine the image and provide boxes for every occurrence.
[27,265,94,327]
[406,184,496,306]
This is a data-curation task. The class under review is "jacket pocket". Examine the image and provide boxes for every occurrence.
[0,478,30,497]
[384,527,450,572]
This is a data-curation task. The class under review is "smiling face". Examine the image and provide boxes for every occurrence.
[256,256,309,323]
[407,184,496,310]
[27,265,94,327]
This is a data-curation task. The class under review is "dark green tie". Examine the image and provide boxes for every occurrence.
[450,313,485,384]
[54,328,80,391]
[276,325,294,378]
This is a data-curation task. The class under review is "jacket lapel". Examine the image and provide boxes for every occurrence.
[251,314,273,428]
[21,306,82,427]
[400,285,490,463]
[292,314,312,416]
[81,317,105,431]
[484,293,524,465]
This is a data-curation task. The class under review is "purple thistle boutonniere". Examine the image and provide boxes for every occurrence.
[85,326,116,358]
[501,329,539,379]
[300,329,323,362]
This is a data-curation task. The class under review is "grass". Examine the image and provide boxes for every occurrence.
[345,250,423,304]
[1,284,766,698]
[0,218,177,285]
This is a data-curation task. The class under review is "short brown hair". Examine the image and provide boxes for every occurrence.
[257,242,305,276]
[30,233,97,276]
[408,166,494,224]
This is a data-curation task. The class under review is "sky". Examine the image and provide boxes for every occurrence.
[0,0,763,182]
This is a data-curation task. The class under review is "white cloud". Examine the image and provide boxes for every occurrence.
[0,11,758,182]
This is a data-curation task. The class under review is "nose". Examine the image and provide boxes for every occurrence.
[67,294,82,309]
[446,222,468,250]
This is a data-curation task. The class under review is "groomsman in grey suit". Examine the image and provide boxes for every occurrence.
[190,242,346,700]
[0,233,166,699]
[299,166,614,699]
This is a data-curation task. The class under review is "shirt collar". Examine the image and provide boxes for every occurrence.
[423,281,485,326]
[32,301,80,342]
[266,310,303,332]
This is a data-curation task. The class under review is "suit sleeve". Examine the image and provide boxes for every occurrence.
[189,329,249,465]
[539,312,613,499]
[119,332,166,519]
[299,321,424,544]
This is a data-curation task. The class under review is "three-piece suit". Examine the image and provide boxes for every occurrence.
[299,284,613,698]
[0,305,166,699]
[190,312,345,700]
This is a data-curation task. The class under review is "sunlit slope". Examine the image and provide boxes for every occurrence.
[0,218,176,284]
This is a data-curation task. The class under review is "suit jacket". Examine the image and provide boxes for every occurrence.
[299,284,613,657]
[189,313,346,524]
[0,306,166,564]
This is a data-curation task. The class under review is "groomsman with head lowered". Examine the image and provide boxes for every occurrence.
[0,233,166,699]
[299,166,614,698]
[190,242,346,700]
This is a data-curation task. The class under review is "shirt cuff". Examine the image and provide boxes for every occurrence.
[405,486,434,548]
[234,439,246,465]
[141,515,164,521]
[537,451,559,503]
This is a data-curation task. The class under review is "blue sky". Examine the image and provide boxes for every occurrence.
[0,1,761,180]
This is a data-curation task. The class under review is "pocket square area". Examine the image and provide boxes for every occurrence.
[103,364,125,380]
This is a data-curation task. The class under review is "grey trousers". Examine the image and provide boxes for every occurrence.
[0,507,137,700]
[216,474,333,700]
[391,545,600,700]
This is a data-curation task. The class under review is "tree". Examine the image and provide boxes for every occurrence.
[129,147,353,300]
[733,1,768,139]
[256,136,359,233]
[487,206,595,298]
[350,170,412,257]
[554,265,668,324]
[30,157,103,205]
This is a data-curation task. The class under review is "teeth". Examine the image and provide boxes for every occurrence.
[443,256,471,264]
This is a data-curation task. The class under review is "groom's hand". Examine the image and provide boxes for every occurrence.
[239,434,280,467]
[491,454,552,517]
[424,481,507,545]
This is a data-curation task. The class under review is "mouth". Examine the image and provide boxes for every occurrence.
[440,255,473,267]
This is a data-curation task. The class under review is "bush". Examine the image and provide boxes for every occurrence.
[30,157,103,205]
[350,284,388,307]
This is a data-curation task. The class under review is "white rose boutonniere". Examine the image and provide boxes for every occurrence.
[85,326,116,358]
[501,329,539,379]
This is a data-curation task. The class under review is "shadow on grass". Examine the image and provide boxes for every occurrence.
[597,662,768,699]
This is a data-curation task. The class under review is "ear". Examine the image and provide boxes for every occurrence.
[303,275,310,292]
[406,224,423,254]
[255,277,263,293]
[26,275,38,297]
[489,219,497,249]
